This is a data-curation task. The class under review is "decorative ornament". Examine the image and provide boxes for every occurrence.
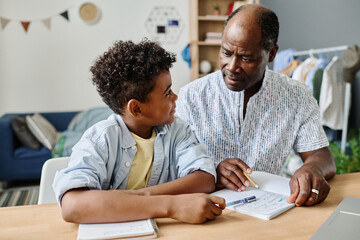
[200,60,212,74]
[79,2,101,24]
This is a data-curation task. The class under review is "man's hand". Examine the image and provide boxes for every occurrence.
[216,158,252,191]
[287,147,335,206]
[169,193,225,223]
[287,164,331,206]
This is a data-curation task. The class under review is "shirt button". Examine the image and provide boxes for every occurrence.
[131,146,136,150]
[125,162,131,167]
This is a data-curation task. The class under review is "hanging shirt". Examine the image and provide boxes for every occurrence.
[126,129,156,190]
[304,58,329,90]
[312,69,324,103]
[273,48,296,72]
[176,69,328,175]
[280,59,302,77]
[292,58,317,83]
[319,56,346,130]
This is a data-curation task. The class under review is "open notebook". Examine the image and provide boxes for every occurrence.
[77,218,158,240]
[212,171,295,220]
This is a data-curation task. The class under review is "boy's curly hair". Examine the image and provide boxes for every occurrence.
[90,39,176,115]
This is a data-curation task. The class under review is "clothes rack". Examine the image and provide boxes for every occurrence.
[293,45,350,153]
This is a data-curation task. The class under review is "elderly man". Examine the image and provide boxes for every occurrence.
[176,4,336,206]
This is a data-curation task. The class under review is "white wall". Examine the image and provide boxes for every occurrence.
[0,0,190,116]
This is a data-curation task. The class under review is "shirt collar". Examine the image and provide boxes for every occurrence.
[114,114,168,149]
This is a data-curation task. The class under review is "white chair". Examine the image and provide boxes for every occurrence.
[38,157,70,204]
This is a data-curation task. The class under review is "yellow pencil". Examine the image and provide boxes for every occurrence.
[243,171,259,188]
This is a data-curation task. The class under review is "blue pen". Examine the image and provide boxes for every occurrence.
[226,195,256,207]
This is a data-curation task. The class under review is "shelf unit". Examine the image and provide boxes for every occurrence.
[189,0,259,80]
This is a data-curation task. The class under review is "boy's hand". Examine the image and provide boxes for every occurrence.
[169,193,225,224]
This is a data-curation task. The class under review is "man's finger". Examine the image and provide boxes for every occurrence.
[294,176,311,206]
[222,164,249,189]
[304,178,320,206]
[287,177,299,203]
[220,175,239,191]
[228,158,251,172]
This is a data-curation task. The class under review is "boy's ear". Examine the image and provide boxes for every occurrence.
[127,99,142,117]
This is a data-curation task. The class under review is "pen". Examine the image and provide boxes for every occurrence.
[243,171,259,188]
[226,195,256,207]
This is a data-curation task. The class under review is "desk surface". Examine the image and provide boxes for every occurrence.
[1,172,359,240]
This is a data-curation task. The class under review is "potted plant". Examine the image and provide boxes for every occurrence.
[214,5,221,15]
[329,129,360,174]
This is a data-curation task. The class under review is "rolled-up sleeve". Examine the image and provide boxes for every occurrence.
[52,130,111,205]
[172,118,216,182]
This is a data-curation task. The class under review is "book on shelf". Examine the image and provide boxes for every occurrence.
[204,32,222,44]
[212,171,295,220]
[77,218,158,240]
[203,39,222,44]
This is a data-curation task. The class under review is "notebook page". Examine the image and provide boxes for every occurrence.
[250,171,291,196]
[212,171,295,220]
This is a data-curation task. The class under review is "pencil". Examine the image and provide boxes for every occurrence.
[243,171,259,188]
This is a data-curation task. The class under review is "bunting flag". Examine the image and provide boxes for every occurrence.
[60,11,69,21]
[0,8,71,33]
[41,18,51,30]
[21,21,31,32]
[0,17,10,30]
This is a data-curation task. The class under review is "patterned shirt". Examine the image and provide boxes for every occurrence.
[176,69,329,174]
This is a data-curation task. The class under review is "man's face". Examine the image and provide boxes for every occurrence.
[219,14,272,92]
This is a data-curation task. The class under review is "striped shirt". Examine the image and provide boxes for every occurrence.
[176,69,329,174]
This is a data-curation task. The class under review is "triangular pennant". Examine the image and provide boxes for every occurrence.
[41,18,51,30]
[0,17,10,30]
[60,11,69,21]
[21,21,31,32]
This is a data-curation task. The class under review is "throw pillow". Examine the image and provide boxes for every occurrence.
[11,117,43,150]
[26,113,58,150]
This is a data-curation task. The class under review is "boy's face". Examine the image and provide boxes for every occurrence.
[139,70,178,126]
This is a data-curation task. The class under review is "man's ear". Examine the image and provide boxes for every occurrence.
[268,44,279,62]
[127,99,142,117]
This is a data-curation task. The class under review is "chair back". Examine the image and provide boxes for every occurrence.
[38,157,70,204]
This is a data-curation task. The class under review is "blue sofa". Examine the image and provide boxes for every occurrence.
[0,111,78,182]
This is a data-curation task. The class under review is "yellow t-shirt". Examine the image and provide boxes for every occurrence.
[126,129,156,190]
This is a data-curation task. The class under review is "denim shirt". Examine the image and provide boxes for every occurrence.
[53,114,216,204]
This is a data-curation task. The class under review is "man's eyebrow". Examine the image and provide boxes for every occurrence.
[222,45,254,57]
[163,84,172,94]
[221,45,230,52]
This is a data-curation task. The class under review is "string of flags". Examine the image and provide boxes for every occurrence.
[0,9,70,33]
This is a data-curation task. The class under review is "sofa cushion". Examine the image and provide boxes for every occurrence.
[26,113,58,150]
[14,146,51,159]
[11,117,43,150]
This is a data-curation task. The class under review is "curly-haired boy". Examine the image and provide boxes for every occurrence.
[53,39,225,224]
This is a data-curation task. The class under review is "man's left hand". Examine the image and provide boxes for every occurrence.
[287,164,331,206]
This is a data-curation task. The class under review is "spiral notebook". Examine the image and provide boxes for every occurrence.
[212,171,295,220]
[77,218,158,240]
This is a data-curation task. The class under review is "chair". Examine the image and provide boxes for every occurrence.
[38,157,70,204]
